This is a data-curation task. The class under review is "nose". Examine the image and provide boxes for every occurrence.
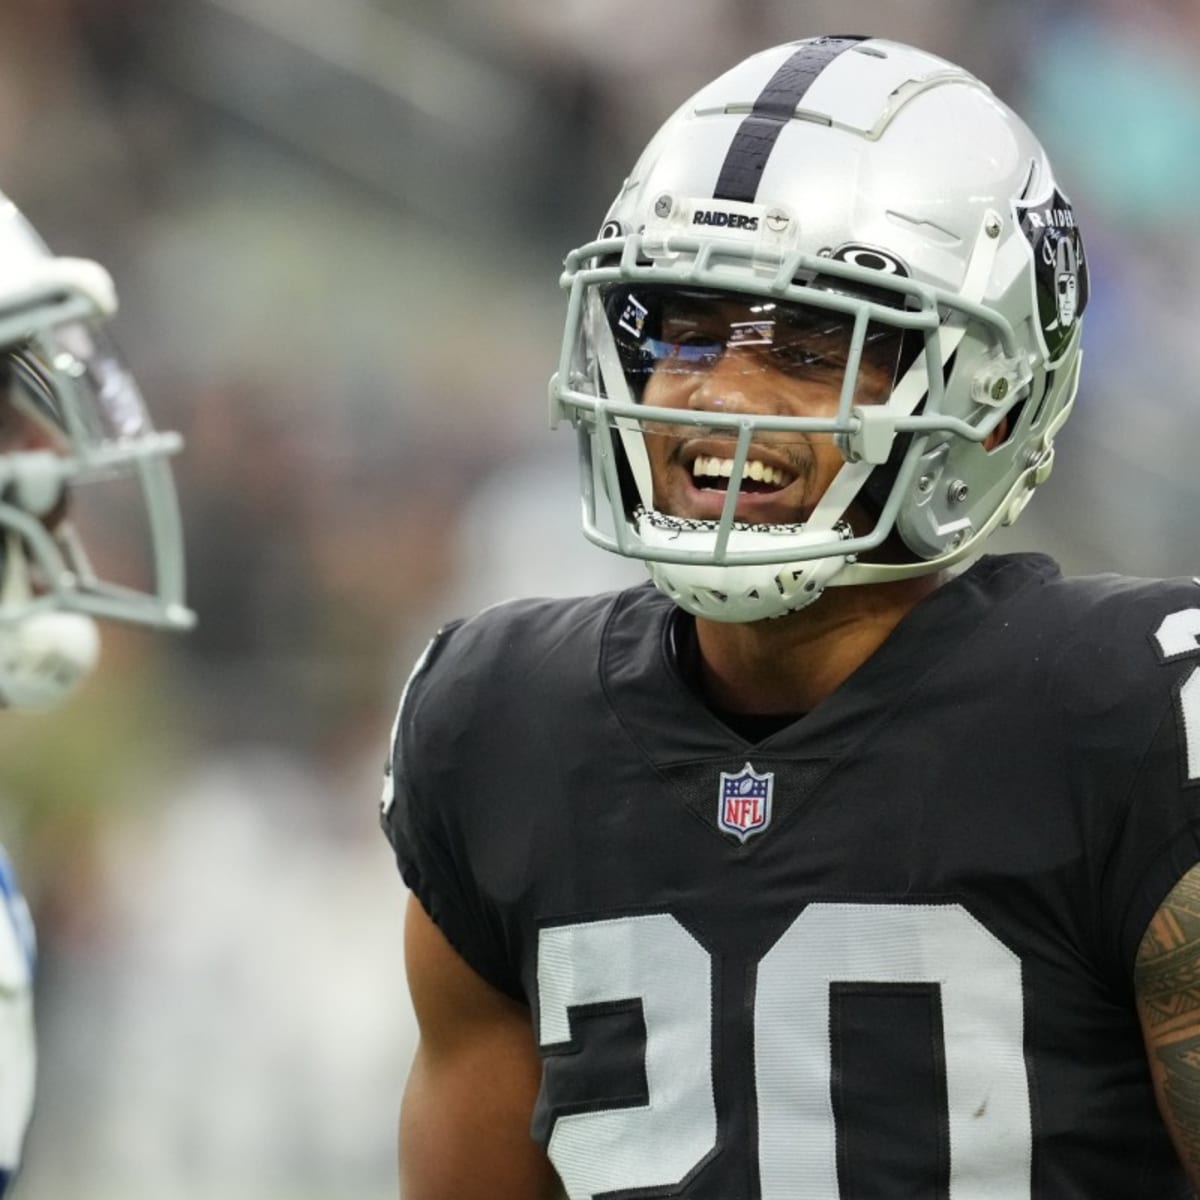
[687,347,774,415]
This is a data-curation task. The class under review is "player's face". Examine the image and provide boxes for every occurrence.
[0,356,71,530]
[637,292,900,525]
[0,359,64,455]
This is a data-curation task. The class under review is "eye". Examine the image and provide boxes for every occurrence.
[643,335,724,366]
[674,333,725,363]
[771,343,845,375]
[662,315,724,342]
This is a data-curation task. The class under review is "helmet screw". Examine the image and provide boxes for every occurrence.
[947,479,970,504]
[991,376,1009,402]
[766,208,790,232]
[916,474,933,495]
[949,530,966,549]
[654,194,673,218]
[985,216,1002,239]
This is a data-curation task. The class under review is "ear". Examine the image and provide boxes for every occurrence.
[983,415,1010,452]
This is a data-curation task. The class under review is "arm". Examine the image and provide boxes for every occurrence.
[400,896,563,1200]
[1134,860,1200,1188]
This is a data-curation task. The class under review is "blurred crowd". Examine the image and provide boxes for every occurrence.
[0,1,1196,1197]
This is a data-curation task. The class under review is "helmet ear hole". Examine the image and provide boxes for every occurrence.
[984,407,1019,453]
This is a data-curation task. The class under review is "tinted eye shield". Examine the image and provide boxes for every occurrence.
[550,233,1025,567]
[555,234,1023,450]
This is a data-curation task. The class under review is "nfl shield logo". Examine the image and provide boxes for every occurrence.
[718,763,774,843]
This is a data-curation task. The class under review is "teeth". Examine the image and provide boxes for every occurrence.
[690,457,790,487]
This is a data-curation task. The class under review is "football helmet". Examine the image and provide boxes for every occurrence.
[551,36,1088,621]
[0,194,192,707]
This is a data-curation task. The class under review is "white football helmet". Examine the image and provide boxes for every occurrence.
[550,36,1088,622]
[0,194,192,707]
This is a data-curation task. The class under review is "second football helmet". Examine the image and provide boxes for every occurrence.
[550,36,1087,621]
[0,194,192,707]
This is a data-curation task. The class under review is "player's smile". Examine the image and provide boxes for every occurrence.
[659,435,814,523]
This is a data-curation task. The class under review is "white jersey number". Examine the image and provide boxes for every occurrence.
[537,914,716,1196]
[537,903,1030,1200]
[1154,607,1200,782]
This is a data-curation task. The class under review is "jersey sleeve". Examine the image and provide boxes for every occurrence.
[379,622,524,1000]
[1104,695,1200,975]
[1086,590,1200,975]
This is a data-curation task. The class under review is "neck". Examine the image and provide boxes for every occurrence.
[693,573,945,715]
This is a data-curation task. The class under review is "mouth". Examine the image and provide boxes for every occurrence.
[672,441,807,523]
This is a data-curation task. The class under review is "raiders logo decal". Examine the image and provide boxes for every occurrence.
[1016,188,1089,366]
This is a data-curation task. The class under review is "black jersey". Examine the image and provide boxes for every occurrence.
[383,553,1200,1200]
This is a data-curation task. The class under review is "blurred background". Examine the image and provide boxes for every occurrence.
[0,1,1196,1197]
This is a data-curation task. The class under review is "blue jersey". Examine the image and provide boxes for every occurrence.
[0,846,35,1197]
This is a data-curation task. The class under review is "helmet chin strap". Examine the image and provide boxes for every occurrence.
[635,509,852,622]
[0,531,99,710]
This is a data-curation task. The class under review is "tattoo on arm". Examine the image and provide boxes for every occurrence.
[1136,864,1200,1177]
[1137,869,1200,1028]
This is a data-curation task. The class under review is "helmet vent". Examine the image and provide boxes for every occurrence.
[1018,158,1040,202]
[886,210,961,247]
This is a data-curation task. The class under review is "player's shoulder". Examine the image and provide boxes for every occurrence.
[397,583,665,731]
[971,552,1196,637]
[990,555,1200,713]
[1033,562,1200,648]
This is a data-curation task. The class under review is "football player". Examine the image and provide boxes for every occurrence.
[383,36,1200,1199]
[0,192,192,1192]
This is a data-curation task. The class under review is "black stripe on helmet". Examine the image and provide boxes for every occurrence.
[713,36,868,204]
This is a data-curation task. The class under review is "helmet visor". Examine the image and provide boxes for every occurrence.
[7,321,155,451]
[600,284,907,414]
